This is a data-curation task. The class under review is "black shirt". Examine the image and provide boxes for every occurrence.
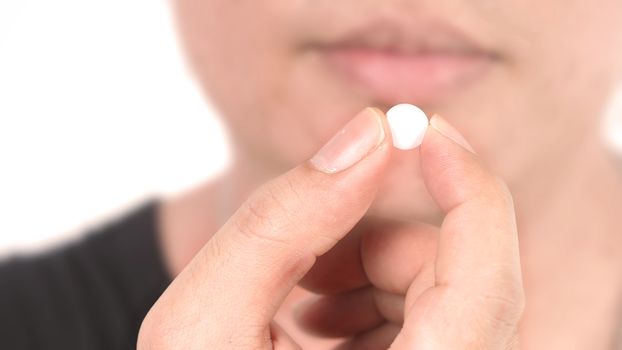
[0,201,172,349]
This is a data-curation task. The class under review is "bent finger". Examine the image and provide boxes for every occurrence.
[397,115,524,349]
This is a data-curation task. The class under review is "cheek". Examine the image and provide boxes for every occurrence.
[517,0,622,112]
[448,0,622,185]
[173,0,332,168]
[525,1,622,146]
[173,0,278,109]
[174,0,391,172]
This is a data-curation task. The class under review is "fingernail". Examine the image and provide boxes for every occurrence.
[309,107,385,174]
[429,114,477,154]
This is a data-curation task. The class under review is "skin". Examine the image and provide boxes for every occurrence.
[139,112,525,349]
[140,0,622,348]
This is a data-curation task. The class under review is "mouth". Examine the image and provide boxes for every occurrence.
[311,19,500,106]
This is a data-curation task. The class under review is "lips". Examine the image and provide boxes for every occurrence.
[312,20,499,106]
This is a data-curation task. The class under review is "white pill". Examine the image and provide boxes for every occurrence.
[386,104,429,150]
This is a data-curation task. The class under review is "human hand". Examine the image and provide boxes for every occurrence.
[137,107,524,349]
[296,114,524,349]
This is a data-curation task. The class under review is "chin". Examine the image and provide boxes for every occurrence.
[365,151,443,225]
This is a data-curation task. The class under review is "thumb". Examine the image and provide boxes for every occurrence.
[144,107,393,343]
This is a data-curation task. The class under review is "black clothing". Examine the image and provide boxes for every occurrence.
[0,201,171,350]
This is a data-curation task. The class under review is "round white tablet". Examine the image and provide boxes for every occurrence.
[386,104,429,150]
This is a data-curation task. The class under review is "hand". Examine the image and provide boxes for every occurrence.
[137,107,524,349]
[296,114,524,349]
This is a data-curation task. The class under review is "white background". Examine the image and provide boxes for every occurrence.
[0,0,230,255]
[1,0,621,256]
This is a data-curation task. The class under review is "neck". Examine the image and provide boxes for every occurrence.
[159,146,280,275]
[514,132,622,256]
[514,132,622,348]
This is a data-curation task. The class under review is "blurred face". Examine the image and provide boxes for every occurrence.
[173,0,622,222]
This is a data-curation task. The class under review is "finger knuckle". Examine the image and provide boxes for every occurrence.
[493,175,514,202]
[228,323,271,350]
[503,331,521,350]
[478,174,515,208]
[482,283,526,327]
[234,202,282,245]
[233,180,298,246]
[137,308,174,350]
